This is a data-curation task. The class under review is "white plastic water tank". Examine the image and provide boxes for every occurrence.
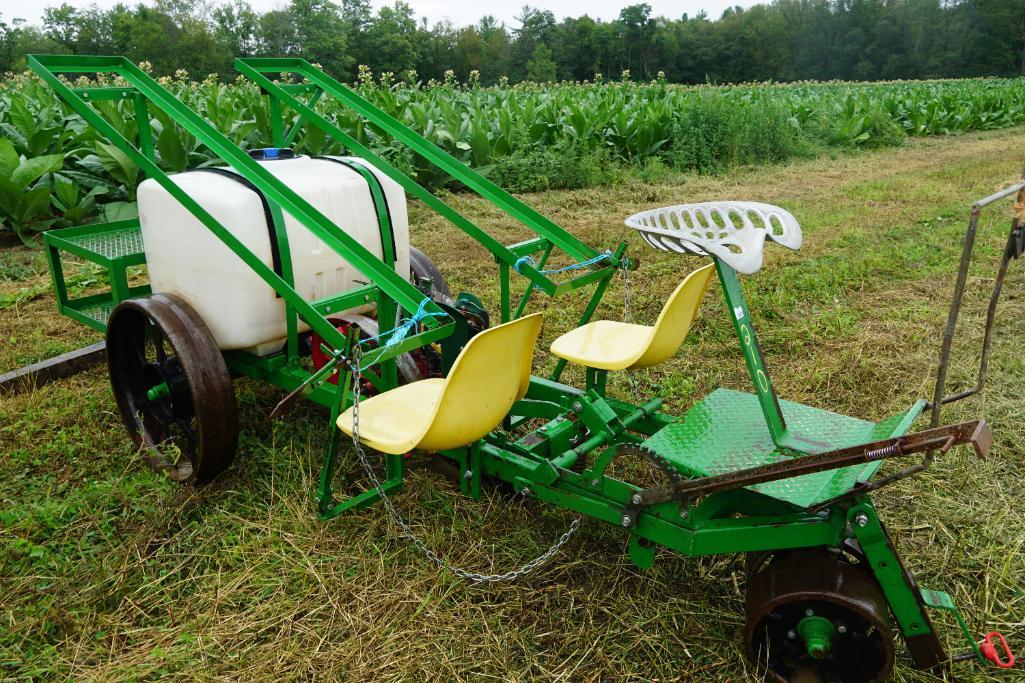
[137,155,410,356]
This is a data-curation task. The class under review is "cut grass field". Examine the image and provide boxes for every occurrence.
[3,127,1025,681]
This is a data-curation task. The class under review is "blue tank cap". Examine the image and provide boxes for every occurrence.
[248,147,295,160]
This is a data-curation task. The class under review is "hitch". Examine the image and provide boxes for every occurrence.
[981,631,1016,669]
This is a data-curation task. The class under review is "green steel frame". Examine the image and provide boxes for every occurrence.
[30,53,986,671]
[233,57,629,385]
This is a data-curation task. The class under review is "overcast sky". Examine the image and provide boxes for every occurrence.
[1,0,759,28]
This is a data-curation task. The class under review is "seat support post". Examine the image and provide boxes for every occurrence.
[585,367,608,397]
[318,329,407,520]
[714,258,788,445]
[448,443,483,498]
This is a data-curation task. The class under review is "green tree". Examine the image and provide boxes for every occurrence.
[339,0,373,76]
[513,6,556,79]
[618,3,655,77]
[212,0,259,56]
[526,42,557,81]
[5,0,1025,85]
[478,16,512,82]
[42,4,79,50]
[258,10,297,56]
[364,2,421,75]
[556,16,601,80]
[287,0,351,77]
[0,17,64,72]
[452,25,485,80]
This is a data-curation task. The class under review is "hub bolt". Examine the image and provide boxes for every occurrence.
[805,608,814,617]
[854,513,869,528]
[787,630,797,639]
[837,625,847,634]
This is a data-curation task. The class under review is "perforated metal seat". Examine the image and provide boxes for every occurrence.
[549,263,715,371]
[337,313,543,454]
[624,201,803,274]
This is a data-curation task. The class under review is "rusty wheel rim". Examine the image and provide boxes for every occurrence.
[744,549,895,683]
[107,293,238,484]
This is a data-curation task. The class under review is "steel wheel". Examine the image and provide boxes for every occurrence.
[744,549,895,683]
[409,246,451,298]
[106,293,238,484]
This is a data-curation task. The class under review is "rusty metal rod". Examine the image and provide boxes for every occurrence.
[629,421,990,505]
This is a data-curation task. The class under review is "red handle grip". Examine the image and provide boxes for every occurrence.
[981,631,1015,669]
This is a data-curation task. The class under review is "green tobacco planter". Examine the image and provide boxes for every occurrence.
[27,53,1018,682]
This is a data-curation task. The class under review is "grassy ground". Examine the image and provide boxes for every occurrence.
[3,128,1025,681]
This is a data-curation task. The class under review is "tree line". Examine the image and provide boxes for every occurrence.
[2,0,1024,84]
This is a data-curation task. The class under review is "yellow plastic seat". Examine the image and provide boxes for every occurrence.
[337,313,543,454]
[550,263,715,371]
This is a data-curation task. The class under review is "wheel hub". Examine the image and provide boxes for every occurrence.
[797,615,836,660]
[141,357,193,424]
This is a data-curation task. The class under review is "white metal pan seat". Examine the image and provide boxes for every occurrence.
[624,201,803,275]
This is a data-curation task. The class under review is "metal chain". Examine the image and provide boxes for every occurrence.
[347,345,581,583]
[621,266,641,402]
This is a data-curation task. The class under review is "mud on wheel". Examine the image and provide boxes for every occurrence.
[744,549,895,683]
[106,293,238,484]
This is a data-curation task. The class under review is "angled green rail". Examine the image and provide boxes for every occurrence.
[28,54,449,358]
[233,57,627,322]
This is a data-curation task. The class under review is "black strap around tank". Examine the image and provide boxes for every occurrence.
[313,156,397,268]
[187,167,284,280]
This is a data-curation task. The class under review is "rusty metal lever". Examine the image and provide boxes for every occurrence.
[622,420,991,509]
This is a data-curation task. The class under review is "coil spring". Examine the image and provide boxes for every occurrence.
[865,441,902,460]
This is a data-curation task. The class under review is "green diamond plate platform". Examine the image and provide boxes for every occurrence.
[642,388,924,509]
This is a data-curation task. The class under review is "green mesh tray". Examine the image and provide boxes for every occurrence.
[642,388,922,509]
[61,225,145,261]
[45,219,146,266]
[44,219,150,332]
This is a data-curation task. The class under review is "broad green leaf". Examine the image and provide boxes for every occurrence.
[28,127,59,157]
[469,128,491,165]
[60,169,112,194]
[11,154,63,189]
[0,123,28,154]
[95,142,139,188]
[103,201,139,222]
[9,97,37,139]
[0,175,21,217]
[157,125,188,172]
[53,175,79,209]
[62,206,91,225]
[17,184,52,223]
[0,138,19,176]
